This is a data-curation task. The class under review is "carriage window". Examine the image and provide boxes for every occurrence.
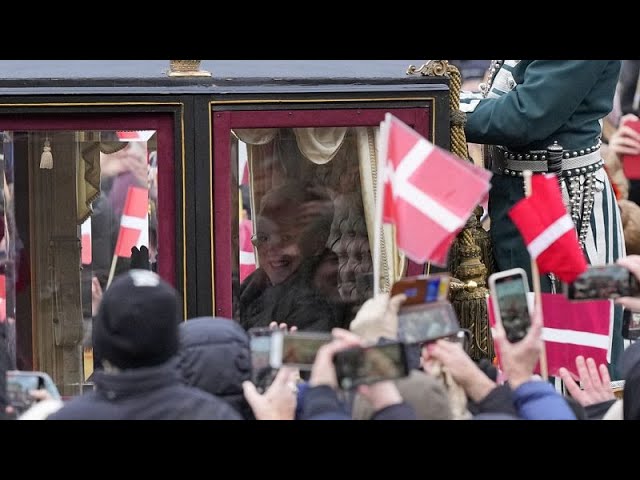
[2,129,159,394]
[232,127,376,332]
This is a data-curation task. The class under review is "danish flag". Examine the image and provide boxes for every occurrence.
[81,217,92,265]
[380,114,492,265]
[116,130,156,142]
[489,293,613,378]
[114,186,149,258]
[239,219,256,282]
[0,274,5,322]
[508,174,587,283]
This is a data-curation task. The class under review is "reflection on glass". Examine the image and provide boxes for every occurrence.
[84,131,158,381]
[0,132,18,369]
[232,127,374,333]
[1,129,159,393]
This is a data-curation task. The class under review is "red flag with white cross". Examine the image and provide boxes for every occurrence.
[114,186,149,258]
[508,174,588,283]
[380,114,492,265]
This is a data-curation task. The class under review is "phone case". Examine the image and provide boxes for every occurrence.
[622,119,640,180]
[488,268,531,343]
[391,274,450,305]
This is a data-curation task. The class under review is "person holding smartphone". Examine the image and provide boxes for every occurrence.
[608,113,640,206]
[299,329,416,420]
[462,60,626,378]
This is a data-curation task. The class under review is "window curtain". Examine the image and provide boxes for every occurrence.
[355,127,405,293]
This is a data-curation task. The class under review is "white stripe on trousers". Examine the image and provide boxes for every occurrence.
[563,167,627,265]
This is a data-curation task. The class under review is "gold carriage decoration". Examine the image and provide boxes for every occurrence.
[407,60,495,361]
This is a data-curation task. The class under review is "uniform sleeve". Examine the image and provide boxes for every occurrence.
[465,61,610,147]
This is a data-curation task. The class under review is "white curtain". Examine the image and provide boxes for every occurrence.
[355,127,405,293]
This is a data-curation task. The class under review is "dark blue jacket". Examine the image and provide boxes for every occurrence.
[176,317,254,419]
[512,380,576,420]
[48,360,242,420]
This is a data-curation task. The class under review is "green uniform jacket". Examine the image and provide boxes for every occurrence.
[464,60,625,378]
[465,60,621,151]
[463,60,621,283]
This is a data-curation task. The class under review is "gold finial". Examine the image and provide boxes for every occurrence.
[168,60,211,77]
[406,60,449,77]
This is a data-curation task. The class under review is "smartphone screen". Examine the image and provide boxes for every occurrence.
[249,329,277,393]
[333,342,409,390]
[397,301,460,344]
[490,270,531,343]
[567,265,640,300]
[270,332,332,370]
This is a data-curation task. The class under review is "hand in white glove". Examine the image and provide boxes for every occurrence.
[349,293,407,342]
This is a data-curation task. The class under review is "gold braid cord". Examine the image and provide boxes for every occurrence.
[408,61,494,361]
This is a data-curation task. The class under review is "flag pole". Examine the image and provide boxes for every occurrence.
[106,253,118,289]
[373,115,391,297]
[523,170,548,380]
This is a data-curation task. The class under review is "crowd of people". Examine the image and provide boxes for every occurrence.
[9,252,640,420]
[5,60,640,420]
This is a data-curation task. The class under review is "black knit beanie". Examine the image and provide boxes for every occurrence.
[93,270,181,369]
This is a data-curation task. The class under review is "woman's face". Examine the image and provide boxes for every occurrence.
[254,217,304,285]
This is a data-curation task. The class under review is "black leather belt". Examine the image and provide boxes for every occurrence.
[489,145,603,177]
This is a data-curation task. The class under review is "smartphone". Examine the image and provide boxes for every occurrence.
[248,328,277,393]
[622,309,640,340]
[397,301,460,344]
[622,119,640,180]
[566,264,640,301]
[333,342,409,390]
[391,274,451,306]
[6,371,61,415]
[269,331,333,370]
[488,268,532,343]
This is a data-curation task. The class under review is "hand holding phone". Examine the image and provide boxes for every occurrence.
[488,268,532,343]
[249,328,278,393]
[491,306,544,389]
[333,342,409,390]
[619,117,640,180]
[269,331,333,370]
[6,371,61,416]
[397,301,460,345]
[308,329,363,389]
[349,292,406,342]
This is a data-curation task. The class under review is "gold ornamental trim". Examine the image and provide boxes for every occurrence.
[168,60,211,77]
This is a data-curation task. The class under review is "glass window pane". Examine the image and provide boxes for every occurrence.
[233,127,373,333]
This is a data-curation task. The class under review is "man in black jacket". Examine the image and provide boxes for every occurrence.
[50,270,241,420]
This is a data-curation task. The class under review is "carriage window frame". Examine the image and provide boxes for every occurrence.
[0,114,178,288]
[212,105,432,317]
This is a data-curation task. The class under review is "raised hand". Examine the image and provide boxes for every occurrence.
[242,366,299,420]
[558,356,614,407]
[350,293,407,342]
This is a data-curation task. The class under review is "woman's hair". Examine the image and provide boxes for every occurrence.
[258,181,334,255]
